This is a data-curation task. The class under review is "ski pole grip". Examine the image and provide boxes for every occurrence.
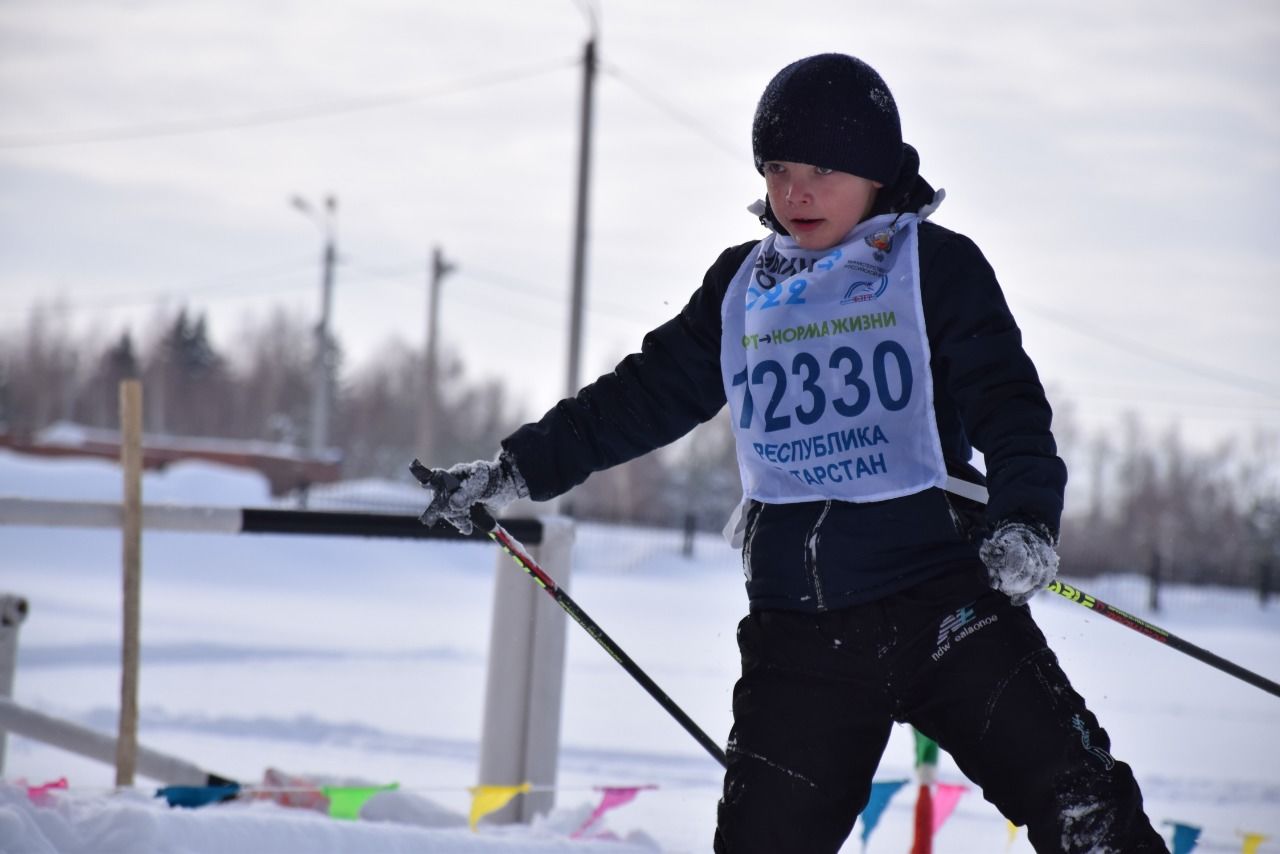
[469,504,497,532]
[408,458,433,486]
[428,468,496,532]
[408,459,497,534]
[408,459,460,496]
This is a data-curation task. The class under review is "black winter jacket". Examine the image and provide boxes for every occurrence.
[502,218,1067,613]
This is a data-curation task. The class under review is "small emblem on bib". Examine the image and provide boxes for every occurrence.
[865,229,894,260]
[840,275,889,305]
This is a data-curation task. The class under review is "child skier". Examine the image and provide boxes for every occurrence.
[417,53,1168,853]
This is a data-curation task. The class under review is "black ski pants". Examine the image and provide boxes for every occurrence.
[713,565,1168,853]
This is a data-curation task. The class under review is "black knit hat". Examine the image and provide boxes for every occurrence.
[752,53,903,185]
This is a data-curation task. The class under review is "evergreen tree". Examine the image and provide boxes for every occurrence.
[144,309,233,436]
[77,331,139,428]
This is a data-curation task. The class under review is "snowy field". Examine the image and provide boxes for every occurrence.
[1,448,1278,852]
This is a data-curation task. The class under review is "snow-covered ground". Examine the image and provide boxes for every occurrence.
[1,448,1278,852]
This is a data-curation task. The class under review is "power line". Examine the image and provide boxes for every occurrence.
[1018,299,1280,401]
[459,263,662,327]
[0,58,576,149]
[338,259,424,283]
[1054,390,1280,426]
[0,257,319,317]
[1050,381,1280,413]
[601,62,743,162]
[326,257,660,330]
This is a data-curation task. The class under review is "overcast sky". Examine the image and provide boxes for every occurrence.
[1,0,1277,454]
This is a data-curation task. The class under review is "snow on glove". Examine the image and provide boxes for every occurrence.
[979,520,1060,606]
[416,451,529,535]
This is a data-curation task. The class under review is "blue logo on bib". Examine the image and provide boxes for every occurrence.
[840,275,889,304]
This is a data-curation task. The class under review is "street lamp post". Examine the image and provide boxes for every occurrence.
[291,194,338,458]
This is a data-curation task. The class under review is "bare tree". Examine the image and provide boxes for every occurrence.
[231,308,313,443]
[0,303,81,437]
[334,341,522,480]
[1060,413,1278,586]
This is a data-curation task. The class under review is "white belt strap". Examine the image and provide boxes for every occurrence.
[944,475,989,505]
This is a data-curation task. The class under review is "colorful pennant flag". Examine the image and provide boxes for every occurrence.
[911,729,939,854]
[1165,821,1201,854]
[321,783,398,820]
[468,782,531,830]
[911,784,934,854]
[931,782,968,833]
[1240,832,1268,854]
[24,777,68,807]
[156,783,242,808]
[914,730,939,769]
[859,778,908,848]
[570,785,657,839]
[254,767,329,812]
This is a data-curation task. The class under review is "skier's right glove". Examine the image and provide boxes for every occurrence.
[979,519,1060,606]
[413,450,529,535]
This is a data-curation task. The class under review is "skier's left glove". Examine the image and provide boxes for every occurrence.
[415,450,529,535]
[980,520,1060,606]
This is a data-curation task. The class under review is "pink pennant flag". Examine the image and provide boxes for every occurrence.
[931,782,968,833]
[26,777,68,806]
[570,785,657,839]
[252,768,328,813]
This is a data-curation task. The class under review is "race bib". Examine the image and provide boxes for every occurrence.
[720,213,947,504]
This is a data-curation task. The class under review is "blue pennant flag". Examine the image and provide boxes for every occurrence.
[1165,821,1201,854]
[157,783,241,808]
[859,779,909,847]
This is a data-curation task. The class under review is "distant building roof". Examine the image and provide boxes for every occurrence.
[1,421,342,496]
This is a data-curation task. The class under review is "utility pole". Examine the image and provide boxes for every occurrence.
[418,245,456,464]
[565,36,596,400]
[292,194,338,458]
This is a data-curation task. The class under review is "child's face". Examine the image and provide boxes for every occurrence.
[763,161,883,250]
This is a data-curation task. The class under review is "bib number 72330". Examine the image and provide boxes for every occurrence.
[731,342,912,433]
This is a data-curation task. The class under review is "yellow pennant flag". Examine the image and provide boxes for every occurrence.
[468,782,531,830]
[1006,819,1020,850]
[1241,832,1269,854]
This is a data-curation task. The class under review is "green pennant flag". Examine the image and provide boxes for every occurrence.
[321,782,398,820]
[913,729,939,768]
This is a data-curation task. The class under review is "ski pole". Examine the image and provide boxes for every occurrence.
[1046,579,1280,699]
[410,461,728,768]
[950,481,1279,699]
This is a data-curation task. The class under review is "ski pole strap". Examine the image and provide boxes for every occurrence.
[1047,580,1280,699]
[468,502,498,534]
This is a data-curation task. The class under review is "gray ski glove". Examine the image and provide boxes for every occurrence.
[417,451,529,535]
[979,520,1060,606]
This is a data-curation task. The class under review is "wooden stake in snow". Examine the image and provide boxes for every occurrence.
[116,379,143,787]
